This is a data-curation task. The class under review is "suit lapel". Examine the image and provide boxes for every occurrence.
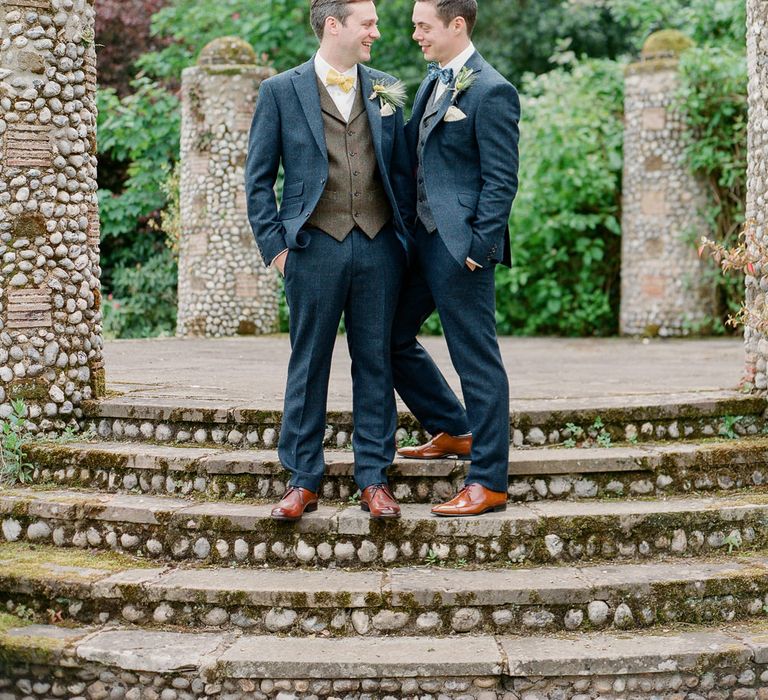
[411,75,437,125]
[291,56,326,156]
[422,50,485,142]
[360,66,384,166]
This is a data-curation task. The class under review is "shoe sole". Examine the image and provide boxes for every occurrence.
[360,503,401,519]
[431,504,507,518]
[271,501,319,522]
[398,453,471,460]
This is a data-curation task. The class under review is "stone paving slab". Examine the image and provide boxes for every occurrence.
[172,500,341,535]
[502,629,751,676]
[5,545,766,611]
[85,390,761,428]
[30,436,768,484]
[143,568,384,607]
[101,337,744,407]
[7,619,768,680]
[76,629,230,673]
[7,487,768,535]
[217,635,504,678]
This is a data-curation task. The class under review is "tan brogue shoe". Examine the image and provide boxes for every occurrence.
[397,432,472,459]
[271,486,319,522]
[361,483,401,519]
[431,483,507,517]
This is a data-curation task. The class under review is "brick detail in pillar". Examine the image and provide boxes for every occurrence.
[176,37,279,338]
[619,30,716,336]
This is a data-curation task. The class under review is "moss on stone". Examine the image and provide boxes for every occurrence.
[197,37,257,67]
[642,29,695,58]
[0,541,154,579]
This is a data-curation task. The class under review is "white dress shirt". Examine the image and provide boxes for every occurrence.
[434,42,476,102]
[314,52,358,122]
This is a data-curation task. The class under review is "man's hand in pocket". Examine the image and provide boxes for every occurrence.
[274,249,289,277]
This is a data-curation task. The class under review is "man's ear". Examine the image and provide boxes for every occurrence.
[452,16,467,35]
[325,16,339,36]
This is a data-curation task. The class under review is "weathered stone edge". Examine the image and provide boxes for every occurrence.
[5,553,768,636]
[5,623,768,679]
[3,489,768,568]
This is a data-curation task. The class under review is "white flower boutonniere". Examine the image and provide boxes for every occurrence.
[369,79,406,117]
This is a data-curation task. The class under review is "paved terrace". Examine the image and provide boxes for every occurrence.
[103,336,745,410]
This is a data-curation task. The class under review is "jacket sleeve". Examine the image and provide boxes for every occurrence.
[468,81,520,265]
[244,81,287,267]
[390,104,417,234]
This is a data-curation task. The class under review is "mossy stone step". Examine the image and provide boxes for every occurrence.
[81,390,766,450]
[3,487,768,568]
[24,436,768,504]
[3,542,768,636]
[4,619,768,698]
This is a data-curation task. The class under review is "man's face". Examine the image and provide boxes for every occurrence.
[334,1,381,65]
[412,1,456,64]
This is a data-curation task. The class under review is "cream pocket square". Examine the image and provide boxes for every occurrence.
[380,103,395,117]
[444,105,467,122]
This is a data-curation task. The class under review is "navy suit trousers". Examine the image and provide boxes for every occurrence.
[279,226,405,493]
[392,222,510,493]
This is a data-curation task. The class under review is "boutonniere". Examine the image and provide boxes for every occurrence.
[450,66,477,103]
[369,78,406,117]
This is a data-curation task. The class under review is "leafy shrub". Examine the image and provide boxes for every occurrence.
[97,77,180,337]
[677,46,747,328]
[495,58,625,336]
[102,249,178,339]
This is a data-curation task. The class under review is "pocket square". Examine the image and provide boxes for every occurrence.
[444,105,467,122]
[380,103,395,117]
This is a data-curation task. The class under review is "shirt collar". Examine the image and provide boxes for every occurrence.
[440,42,476,76]
[314,52,358,90]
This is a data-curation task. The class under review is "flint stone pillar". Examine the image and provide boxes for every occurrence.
[620,30,716,336]
[177,37,279,338]
[0,0,104,430]
[745,0,768,388]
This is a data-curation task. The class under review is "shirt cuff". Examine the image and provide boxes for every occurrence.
[270,249,289,268]
[466,257,483,269]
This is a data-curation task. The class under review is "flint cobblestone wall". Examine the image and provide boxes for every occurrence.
[620,31,715,336]
[746,1,768,388]
[0,0,104,431]
[176,38,279,338]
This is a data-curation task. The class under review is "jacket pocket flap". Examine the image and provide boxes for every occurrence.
[457,192,479,209]
[283,181,304,199]
[279,202,303,220]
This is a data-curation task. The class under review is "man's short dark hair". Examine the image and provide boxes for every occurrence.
[416,0,477,36]
[310,0,374,40]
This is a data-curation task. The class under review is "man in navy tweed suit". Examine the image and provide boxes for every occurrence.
[394,0,521,516]
[245,0,415,521]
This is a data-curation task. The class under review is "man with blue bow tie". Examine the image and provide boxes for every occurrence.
[393,0,521,517]
[245,0,415,522]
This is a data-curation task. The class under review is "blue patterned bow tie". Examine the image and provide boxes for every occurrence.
[427,62,454,85]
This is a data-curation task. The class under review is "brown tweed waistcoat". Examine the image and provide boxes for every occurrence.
[307,77,392,241]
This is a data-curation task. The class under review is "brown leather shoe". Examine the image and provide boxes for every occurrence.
[361,483,401,519]
[431,483,507,517]
[271,486,319,522]
[397,432,472,459]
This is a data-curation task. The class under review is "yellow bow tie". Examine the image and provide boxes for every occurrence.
[326,68,355,93]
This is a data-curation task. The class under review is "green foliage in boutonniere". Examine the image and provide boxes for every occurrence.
[369,79,407,111]
[450,66,477,103]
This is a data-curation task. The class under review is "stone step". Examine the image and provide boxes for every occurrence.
[24,437,768,504]
[3,618,768,698]
[3,541,768,636]
[2,487,768,568]
[82,390,765,449]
